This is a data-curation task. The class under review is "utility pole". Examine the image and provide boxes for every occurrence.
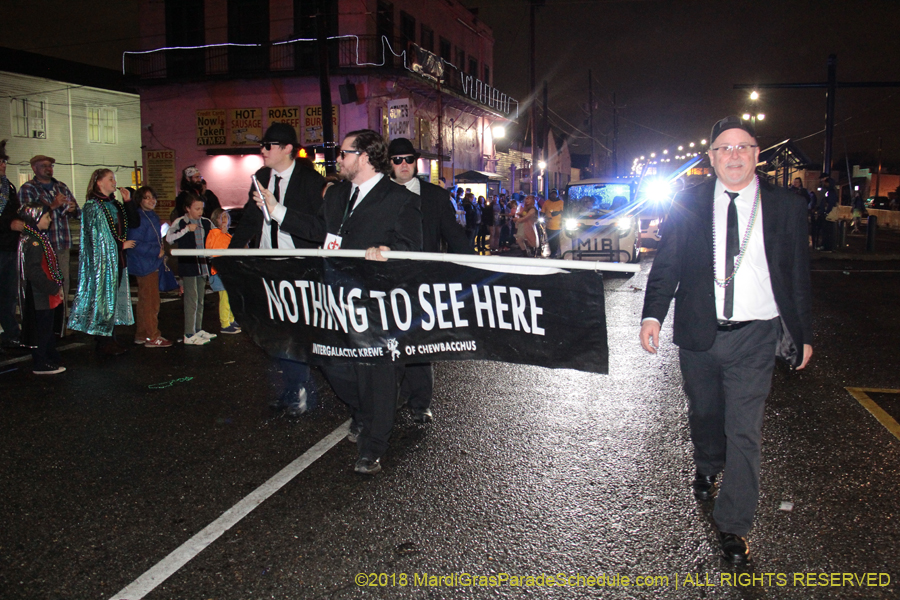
[612,92,618,178]
[875,137,883,197]
[823,55,836,176]
[588,70,594,178]
[735,54,900,182]
[315,0,336,174]
[437,81,443,182]
[542,80,548,197]
[529,0,538,195]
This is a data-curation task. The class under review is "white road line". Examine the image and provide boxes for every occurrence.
[0,343,85,368]
[110,419,351,600]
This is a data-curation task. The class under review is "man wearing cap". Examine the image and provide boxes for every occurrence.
[639,116,813,565]
[388,137,471,425]
[230,122,325,417]
[18,155,81,333]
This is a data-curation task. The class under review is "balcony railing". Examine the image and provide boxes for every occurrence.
[123,36,517,118]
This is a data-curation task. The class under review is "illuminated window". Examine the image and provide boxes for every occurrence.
[11,97,47,139]
[88,107,117,144]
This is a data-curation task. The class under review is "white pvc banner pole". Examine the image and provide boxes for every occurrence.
[171,248,641,273]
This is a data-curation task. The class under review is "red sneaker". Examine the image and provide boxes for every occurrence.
[144,337,173,348]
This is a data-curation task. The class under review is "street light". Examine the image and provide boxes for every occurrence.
[492,125,506,139]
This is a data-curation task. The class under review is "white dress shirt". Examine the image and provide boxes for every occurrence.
[713,178,779,322]
[400,176,421,196]
[260,160,296,250]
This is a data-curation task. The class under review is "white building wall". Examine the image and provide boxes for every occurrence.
[0,71,142,204]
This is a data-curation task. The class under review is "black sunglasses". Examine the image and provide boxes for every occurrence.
[259,142,284,151]
[339,149,363,159]
[391,156,416,165]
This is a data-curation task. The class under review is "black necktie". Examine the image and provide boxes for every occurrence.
[270,175,282,249]
[724,191,740,319]
[340,187,359,236]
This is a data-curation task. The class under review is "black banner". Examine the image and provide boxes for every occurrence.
[216,257,608,374]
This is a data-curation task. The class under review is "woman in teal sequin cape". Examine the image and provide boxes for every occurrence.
[68,169,134,337]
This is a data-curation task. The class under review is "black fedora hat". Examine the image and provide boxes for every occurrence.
[261,122,299,147]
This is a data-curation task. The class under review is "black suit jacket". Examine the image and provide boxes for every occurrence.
[277,175,422,252]
[641,177,812,365]
[417,180,472,254]
[229,163,325,249]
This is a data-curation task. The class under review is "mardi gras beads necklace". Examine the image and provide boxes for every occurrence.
[96,195,128,243]
[23,224,64,286]
[712,177,761,288]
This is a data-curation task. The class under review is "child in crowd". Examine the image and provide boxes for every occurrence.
[205,208,240,335]
[166,193,214,346]
[127,186,172,348]
[17,203,65,374]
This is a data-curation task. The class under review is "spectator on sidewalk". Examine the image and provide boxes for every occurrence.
[127,186,172,348]
[68,169,134,356]
[17,202,65,374]
[206,208,240,335]
[18,155,81,335]
[167,194,214,346]
[1,140,24,349]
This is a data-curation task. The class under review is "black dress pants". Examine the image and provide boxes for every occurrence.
[399,363,434,411]
[324,363,400,460]
[678,317,779,536]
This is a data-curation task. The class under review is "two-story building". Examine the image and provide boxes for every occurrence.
[0,48,143,203]
[127,0,518,213]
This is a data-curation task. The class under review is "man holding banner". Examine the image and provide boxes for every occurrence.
[230,122,325,417]
[388,137,471,425]
[255,129,422,475]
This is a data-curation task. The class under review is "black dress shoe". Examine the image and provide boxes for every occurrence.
[346,419,362,443]
[720,532,750,565]
[354,456,382,475]
[692,471,717,501]
[412,407,433,424]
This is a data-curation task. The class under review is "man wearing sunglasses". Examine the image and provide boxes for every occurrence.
[640,116,813,566]
[260,129,422,475]
[231,122,325,418]
[388,137,471,427]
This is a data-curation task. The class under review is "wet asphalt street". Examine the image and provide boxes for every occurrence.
[1,251,899,599]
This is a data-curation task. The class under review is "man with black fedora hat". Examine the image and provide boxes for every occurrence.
[388,137,471,425]
[231,121,325,417]
[640,116,813,565]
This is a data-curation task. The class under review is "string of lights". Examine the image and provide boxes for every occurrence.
[122,35,518,118]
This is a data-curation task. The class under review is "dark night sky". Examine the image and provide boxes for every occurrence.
[4,0,899,171]
[463,0,900,172]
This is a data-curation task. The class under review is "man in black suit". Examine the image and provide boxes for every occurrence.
[387,137,471,425]
[256,129,422,474]
[640,116,813,565]
[230,122,325,417]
